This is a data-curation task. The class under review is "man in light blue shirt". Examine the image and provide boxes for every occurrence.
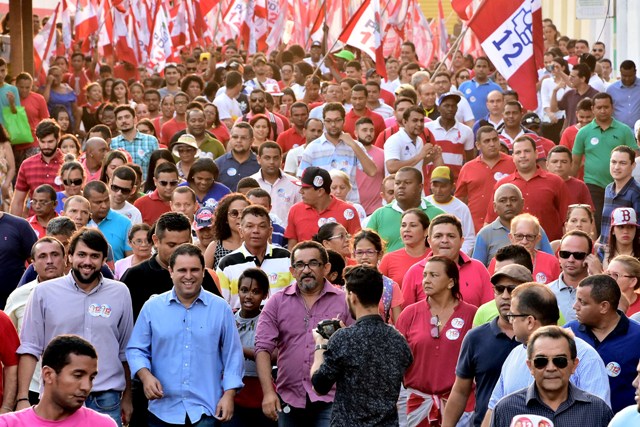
[606,60,640,129]
[0,58,21,127]
[126,244,244,426]
[110,105,159,180]
[481,282,610,425]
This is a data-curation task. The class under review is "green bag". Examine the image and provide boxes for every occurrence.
[2,106,34,145]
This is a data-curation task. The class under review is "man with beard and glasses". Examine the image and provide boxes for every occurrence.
[11,119,65,216]
[110,106,159,180]
[255,241,352,427]
[298,102,377,204]
[237,89,285,138]
[354,117,386,215]
[16,229,134,426]
[0,335,117,426]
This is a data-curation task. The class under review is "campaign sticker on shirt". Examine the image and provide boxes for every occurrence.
[493,172,508,181]
[88,304,112,318]
[590,137,599,146]
[451,318,465,329]
[535,272,548,284]
[227,168,237,176]
[445,329,460,341]
[469,96,476,103]
[327,217,336,224]
[509,415,554,427]
[465,88,471,95]
[344,209,354,220]
[313,176,324,187]
[137,148,145,158]
[54,175,63,186]
[318,218,327,227]
[606,361,621,377]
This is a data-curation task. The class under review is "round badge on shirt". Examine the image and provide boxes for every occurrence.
[493,172,508,181]
[445,329,460,341]
[54,175,63,186]
[138,148,145,158]
[227,168,237,176]
[606,361,622,377]
[590,137,599,146]
[535,272,548,284]
[344,209,354,220]
[451,318,465,329]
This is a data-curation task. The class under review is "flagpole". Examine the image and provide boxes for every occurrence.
[211,3,223,46]
[430,23,469,80]
[304,0,326,50]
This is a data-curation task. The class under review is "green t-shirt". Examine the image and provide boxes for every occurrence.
[473,300,567,327]
[572,118,638,188]
[367,198,445,252]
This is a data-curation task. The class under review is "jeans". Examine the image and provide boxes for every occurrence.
[587,183,605,236]
[85,390,122,427]
[223,407,276,427]
[148,412,218,426]
[277,396,332,427]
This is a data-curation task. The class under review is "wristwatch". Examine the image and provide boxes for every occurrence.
[315,344,328,351]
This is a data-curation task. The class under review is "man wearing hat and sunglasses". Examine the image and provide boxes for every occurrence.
[443,264,531,427]
[284,167,361,248]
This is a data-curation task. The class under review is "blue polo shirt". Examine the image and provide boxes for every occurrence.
[214,152,260,191]
[458,79,502,120]
[455,317,519,427]
[90,209,132,261]
[178,182,230,210]
[599,178,640,246]
[566,312,640,413]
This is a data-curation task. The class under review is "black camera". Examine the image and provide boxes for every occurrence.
[316,319,342,339]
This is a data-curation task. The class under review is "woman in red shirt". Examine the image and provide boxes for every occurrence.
[379,208,430,288]
[396,256,477,426]
[313,222,355,266]
[204,103,230,146]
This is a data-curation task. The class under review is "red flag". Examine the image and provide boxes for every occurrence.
[97,0,114,57]
[338,0,386,79]
[430,0,448,61]
[451,0,473,21]
[266,0,287,53]
[148,4,172,72]
[407,0,434,68]
[113,9,138,65]
[60,0,73,51]
[468,0,543,110]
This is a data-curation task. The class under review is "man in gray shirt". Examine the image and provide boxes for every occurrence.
[15,229,134,426]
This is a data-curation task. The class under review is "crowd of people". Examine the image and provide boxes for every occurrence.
[1,14,640,427]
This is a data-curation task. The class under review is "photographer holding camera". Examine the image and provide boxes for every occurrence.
[310,266,413,427]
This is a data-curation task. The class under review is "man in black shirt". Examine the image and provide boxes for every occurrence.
[311,266,412,427]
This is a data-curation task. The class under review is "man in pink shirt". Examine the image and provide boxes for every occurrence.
[81,138,108,183]
[0,335,116,426]
[402,214,494,308]
[354,117,385,215]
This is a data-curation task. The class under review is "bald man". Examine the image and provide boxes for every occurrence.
[83,137,109,182]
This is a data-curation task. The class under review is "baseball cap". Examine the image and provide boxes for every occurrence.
[522,113,541,127]
[311,41,322,48]
[611,207,639,227]
[430,166,454,183]
[194,207,214,230]
[437,91,461,106]
[366,68,379,79]
[300,167,332,193]
[490,264,533,286]
[334,50,355,61]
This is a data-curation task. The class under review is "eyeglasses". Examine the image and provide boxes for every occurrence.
[157,180,179,187]
[558,251,588,260]
[354,249,378,257]
[228,209,243,218]
[31,199,54,206]
[250,98,266,103]
[512,233,538,242]
[506,312,532,323]
[606,271,635,280]
[131,238,150,246]
[430,315,440,338]
[324,118,344,125]
[63,178,83,186]
[493,284,518,295]
[110,184,133,195]
[328,233,351,241]
[532,356,569,369]
[292,260,323,271]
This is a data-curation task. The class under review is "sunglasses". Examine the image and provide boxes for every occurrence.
[493,284,518,295]
[158,180,179,187]
[228,209,242,218]
[430,315,440,339]
[558,251,588,260]
[63,178,83,186]
[110,184,132,195]
[532,356,569,369]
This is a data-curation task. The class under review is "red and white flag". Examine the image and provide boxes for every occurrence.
[75,0,99,53]
[430,0,448,61]
[113,9,138,65]
[468,0,543,110]
[266,0,287,53]
[97,0,114,57]
[408,0,435,68]
[34,3,59,82]
[147,4,172,71]
[60,0,73,51]
[338,0,386,78]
